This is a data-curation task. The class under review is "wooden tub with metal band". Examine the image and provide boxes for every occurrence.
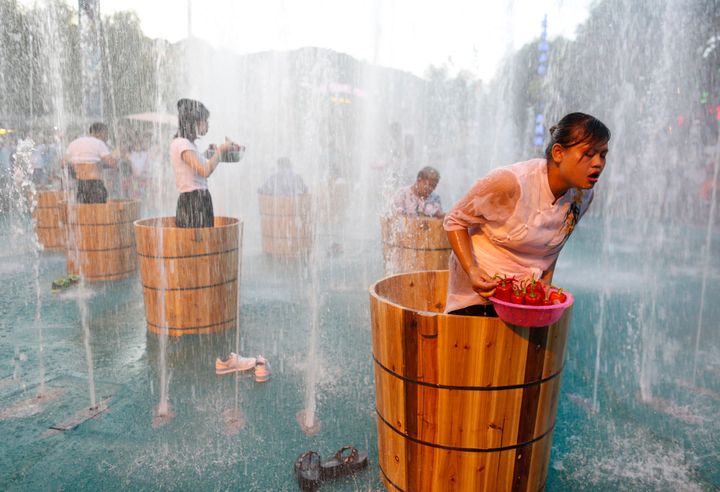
[258,193,312,257]
[134,216,241,337]
[64,199,140,281]
[369,270,571,491]
[381,216,451,275]
[33,190,66,251]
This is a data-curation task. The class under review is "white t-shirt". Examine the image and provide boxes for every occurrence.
[443,158,593,312]
[170,137,207,192]
[257,169,308,196]
[64,136,111,164]
[392,185,442,217]
[31,144,47,170]
[129,150,149,177]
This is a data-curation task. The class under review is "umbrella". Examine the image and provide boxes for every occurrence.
[124,112,177,125]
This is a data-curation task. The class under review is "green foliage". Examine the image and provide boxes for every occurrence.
[0,0,177,131]
[492,0,719,156]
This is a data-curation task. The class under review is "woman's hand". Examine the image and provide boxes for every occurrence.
[468,265,497,298]
[447,229,497,299]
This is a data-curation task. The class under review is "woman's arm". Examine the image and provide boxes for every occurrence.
[541,257,557,285]
[182,149,217,178]
[447,229,497,297]
[181,140,233,178]
[444,169,521,298]
[100,153,118,168]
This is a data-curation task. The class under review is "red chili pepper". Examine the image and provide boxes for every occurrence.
[524,288,543,306]
[549,288,567,304]
[510,286,525,304]
[528,276,545,298]
[493,274,516,302]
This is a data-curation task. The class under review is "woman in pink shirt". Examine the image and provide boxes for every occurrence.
[444,112,610,316]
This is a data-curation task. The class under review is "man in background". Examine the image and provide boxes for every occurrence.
[258,157,308,196]
[63,122,117,203]
[391,166,444,218]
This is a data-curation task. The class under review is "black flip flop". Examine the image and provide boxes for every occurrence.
[294,451,321,491]
[319,446,369,480]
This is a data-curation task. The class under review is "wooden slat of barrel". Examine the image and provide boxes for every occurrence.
[258,194,312,257]
[370,270,571,491]
[381,216,451,274]
[33,190,66,250]
[65,200,140,281]
[134,216,240,337]
[259,217,312,255]
[377,423,554,491]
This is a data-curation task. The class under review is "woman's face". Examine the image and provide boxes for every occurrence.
[196,119,209,136]
[556,140,609,190]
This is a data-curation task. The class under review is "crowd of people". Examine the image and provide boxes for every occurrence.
[4,106,616,321]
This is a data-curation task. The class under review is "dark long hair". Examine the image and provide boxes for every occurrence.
[175,98,210,141]
[544,112,611,161]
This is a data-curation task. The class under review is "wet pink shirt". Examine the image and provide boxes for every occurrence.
[443,159,593,313]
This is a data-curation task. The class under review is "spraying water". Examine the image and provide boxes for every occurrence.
[0,0,718,489]
[297,245,321,435]
[10,140,47,396]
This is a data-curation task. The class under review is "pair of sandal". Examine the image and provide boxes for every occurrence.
[51,274,80,291]
[294,446,369,491]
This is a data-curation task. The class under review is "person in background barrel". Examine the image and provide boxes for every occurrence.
[62,122,117,203]
[257,157,308,196]
[443,112,610,316]
[391,166,444,218]
[30,133,49,187]
[171,98,243,228]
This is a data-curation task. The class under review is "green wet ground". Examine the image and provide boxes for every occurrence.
[0,217,718,491]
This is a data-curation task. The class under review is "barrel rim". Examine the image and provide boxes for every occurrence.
[382,243,451,252]
[65,198,141,209]
[369,269,451,318]
[380,214,445,224]
[134,216,241,230]
[257,192,312,199]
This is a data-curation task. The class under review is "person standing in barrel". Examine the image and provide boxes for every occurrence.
[391,166,444,218]
[443,112,610,316]
[63,122,117,203]
[257,157,308,196]
[171,98,244,228]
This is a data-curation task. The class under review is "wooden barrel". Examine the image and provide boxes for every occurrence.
[33,190,66,251]
[65,200,140,281]
[258,194,312,257]
[370,270,572,491]
[134,216,240,337]
[381,216,451,275]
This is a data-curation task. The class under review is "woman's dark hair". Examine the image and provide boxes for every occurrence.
[545,112,611,161]
[176,98,210,141]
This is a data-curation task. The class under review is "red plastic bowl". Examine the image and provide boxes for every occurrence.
[490,292,574,327]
